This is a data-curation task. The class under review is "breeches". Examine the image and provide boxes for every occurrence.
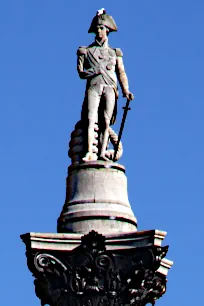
[87,84,115,123]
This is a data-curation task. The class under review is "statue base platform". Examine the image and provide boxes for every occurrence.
[57,161,137,234]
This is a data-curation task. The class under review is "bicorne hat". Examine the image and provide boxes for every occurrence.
[88,9,117,33]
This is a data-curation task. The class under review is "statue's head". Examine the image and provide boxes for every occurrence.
[88,9,117,40]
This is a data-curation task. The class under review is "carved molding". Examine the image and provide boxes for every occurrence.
[25,231,170,306]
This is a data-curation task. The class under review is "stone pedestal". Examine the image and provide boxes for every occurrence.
[57,161,137,234]
[21,160,173,306]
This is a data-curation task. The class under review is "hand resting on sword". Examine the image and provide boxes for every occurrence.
[123,90,134,101]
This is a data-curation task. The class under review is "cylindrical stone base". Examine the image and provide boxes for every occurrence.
[57,161,137,234]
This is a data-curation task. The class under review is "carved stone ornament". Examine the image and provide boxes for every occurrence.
[25,231,169,306]
[21,8,173,306]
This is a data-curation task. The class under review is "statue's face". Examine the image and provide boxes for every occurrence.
[95,24,108,41]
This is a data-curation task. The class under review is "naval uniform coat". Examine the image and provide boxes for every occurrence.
[77,39,129,125]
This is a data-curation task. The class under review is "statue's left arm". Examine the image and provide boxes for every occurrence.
[115,49,134,100]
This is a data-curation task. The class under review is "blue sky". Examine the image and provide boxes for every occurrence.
[0,1,203,305]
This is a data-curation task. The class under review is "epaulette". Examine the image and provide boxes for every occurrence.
[77,46,87,56]
[115,48,123,57]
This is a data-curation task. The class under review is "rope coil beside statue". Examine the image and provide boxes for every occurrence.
[68,121,123,164]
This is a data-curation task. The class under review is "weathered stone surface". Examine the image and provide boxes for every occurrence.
[21,229,168,251]
[21,231,173,306]
[69,122,123,164]
[77,9,134,162]
[20,8,173,306]
[58,161,137,234]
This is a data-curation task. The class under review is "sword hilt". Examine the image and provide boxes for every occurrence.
[113,99,132,162]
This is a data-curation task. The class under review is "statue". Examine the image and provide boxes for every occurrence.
[72,9,134,163]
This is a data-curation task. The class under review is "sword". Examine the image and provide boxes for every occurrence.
[113,98,131,162]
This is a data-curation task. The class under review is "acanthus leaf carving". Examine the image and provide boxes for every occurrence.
[25,231,169,306]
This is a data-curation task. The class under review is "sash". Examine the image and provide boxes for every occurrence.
[87,48,117,91]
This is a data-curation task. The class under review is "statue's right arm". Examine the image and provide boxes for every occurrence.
[77,47,99,79]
